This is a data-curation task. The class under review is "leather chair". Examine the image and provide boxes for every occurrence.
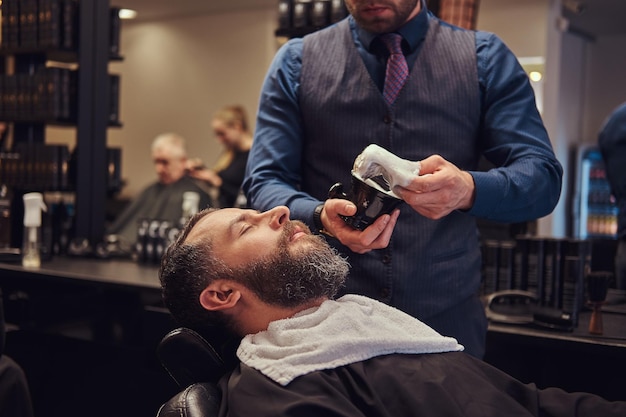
[0,289,35,417]
[155,327,240,417]
[156,382,221,417]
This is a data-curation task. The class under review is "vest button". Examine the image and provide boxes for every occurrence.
[383,115,392,124]
[381,254,392,264]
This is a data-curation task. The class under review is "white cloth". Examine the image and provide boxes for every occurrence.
[237,294,463,386]
[353,144,422,192]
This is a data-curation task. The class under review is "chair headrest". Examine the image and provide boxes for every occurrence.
[157,327,230,387]
[157,382,220,417]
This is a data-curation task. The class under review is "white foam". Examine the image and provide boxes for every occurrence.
[352,144,421,189]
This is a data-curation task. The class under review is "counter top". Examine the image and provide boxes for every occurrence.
[0,256,161,291]
[488,311,626,351]
[487,289,626,352]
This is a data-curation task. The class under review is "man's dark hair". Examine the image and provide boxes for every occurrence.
[159,208,232,333]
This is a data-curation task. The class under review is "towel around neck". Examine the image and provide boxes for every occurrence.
[237,294,464,386]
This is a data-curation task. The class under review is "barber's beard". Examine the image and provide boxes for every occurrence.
[232,221,349,308]
[346,0,419,34]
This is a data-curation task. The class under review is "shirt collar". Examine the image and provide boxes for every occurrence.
[353,0,431,54]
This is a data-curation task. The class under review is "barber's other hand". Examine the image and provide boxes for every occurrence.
[187,167,223,187]
[320,199,400,254]
[393,154,475,220]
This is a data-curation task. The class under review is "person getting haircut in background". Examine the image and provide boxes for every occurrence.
[107,132,214,245]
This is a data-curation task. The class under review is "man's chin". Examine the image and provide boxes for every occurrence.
[289,234,325,254]
[355,16,397,34]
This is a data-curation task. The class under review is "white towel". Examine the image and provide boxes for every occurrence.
[237,294,463,386]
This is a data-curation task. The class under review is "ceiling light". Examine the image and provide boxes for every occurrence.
[118,9,138,20]
[529,71,543,82]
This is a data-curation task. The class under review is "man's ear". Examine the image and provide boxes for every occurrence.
[199,281,241,311]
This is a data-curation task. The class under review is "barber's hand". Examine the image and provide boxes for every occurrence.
[320,199,400,254]
[393,154,475,220]
[187,167,223,187]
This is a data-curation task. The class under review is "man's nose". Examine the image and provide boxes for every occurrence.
[264,206,290,229]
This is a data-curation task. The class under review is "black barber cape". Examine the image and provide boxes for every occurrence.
[217,351,625,417]
[107,175,213,244]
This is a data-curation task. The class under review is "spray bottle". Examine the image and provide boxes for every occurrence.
[22,192,47,268]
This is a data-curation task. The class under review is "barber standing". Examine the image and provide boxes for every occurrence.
[243,0,563,358]
[598,102,626,290]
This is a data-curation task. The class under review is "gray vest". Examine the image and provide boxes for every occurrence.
[300,18,482,318]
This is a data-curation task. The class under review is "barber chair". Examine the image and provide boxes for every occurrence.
[157,383,221,417]
[0,289,35,417]
[155,327,240,417]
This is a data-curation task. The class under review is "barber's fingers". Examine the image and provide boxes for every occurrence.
[326,206,400,254]
[394,160,475,219]
[415,154,447,175]
[358,209,400,251]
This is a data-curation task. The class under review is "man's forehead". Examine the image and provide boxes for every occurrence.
[185,208,240,243]
[153,145,184,159]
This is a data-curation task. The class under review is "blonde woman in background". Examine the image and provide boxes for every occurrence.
[188,105,253,208]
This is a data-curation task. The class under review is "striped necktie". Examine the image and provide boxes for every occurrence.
[380,33,409,106]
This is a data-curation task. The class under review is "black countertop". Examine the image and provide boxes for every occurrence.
[0,256,161,291]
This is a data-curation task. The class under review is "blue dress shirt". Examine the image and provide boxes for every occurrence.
[244,11,562,225]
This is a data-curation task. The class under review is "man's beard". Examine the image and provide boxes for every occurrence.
[230,221,349,308]
[346,0,419,34]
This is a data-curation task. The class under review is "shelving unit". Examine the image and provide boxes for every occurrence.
[0,0,121,251]
[73,0,114,249]
[275,0,348,40]
[573,146,619,239]
[274,0,443,40]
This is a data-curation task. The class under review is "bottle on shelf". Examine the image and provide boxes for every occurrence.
[180,191,200,227]
[22,192,47,268]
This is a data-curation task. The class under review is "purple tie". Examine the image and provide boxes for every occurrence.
[380,33,409,106]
